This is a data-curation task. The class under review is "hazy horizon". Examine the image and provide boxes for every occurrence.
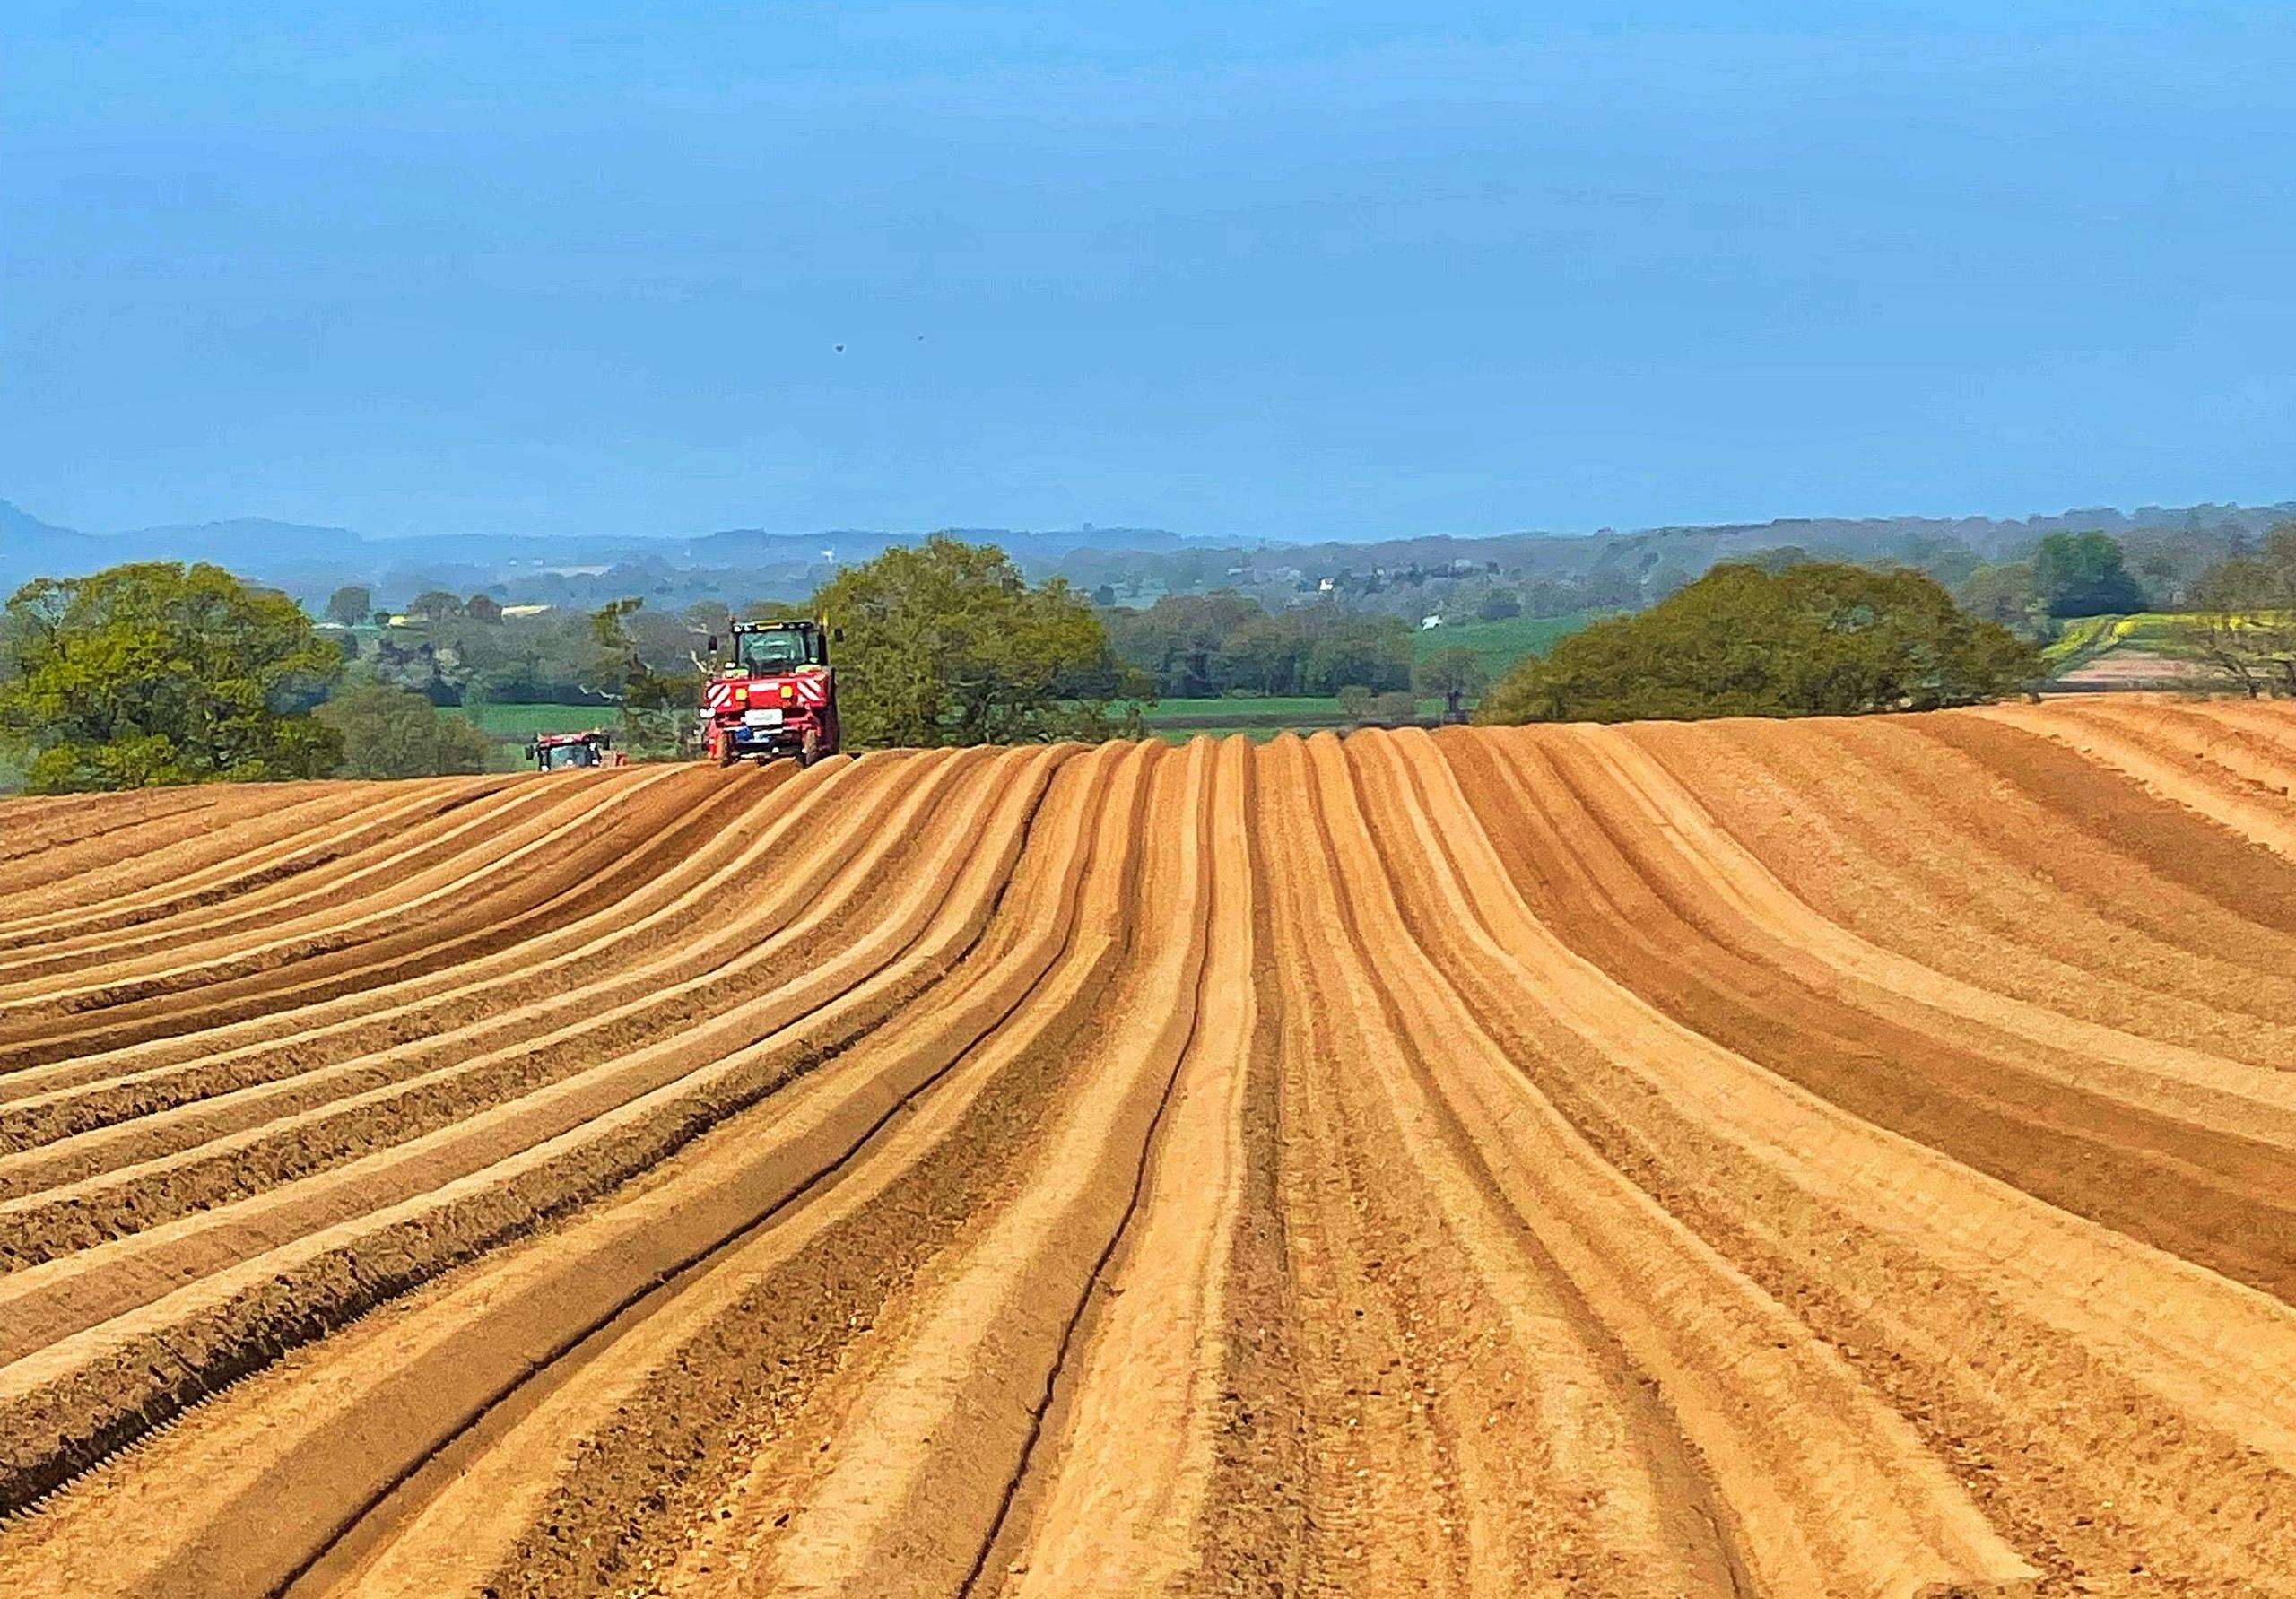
[12,491,2293,552]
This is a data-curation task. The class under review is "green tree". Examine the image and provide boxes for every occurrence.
[1474,587,1522,621]
[1101,592,1415,699]
[813,534,1144,747]
[1477,562,2039,725]
[405,589,464,626]
[1956,561,2044,637]
[426,604,610,707]
[587,597,700,757]
[2186,524,2296,696]
[1105,591,1263,698]
[315,681,491,778]
[2032,532,2145,618]
[465,592,503,625]
[1415,646,1489,722]
[1213,616,1303,695]
[0,561,345,792]
[325,585,372,627]
[1299,614,1413,695]
[2135,551,2183,604]
[1361,689,1419,726]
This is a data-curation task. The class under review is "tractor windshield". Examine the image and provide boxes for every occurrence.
[544,742,601,769]
[733,627,823,674]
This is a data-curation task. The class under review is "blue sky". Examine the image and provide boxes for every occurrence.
[4,3,2292,542]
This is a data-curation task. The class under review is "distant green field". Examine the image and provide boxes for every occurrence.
[1145,726,1292,746]
[1136,696,1345,726]
[2109,611,2283,650]
[1137,696,1449,731]
[452,702,622,771]
[457,702,621,738]
[1413,610,1605,678]
[2040,614,2126,669]
[1126,613,1604,734]
[2038,612,2267,676]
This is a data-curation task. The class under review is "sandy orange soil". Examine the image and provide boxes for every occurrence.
[1,697,2293,1597]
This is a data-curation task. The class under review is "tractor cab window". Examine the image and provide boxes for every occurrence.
[733,628,822,674]
[544,742,600,769]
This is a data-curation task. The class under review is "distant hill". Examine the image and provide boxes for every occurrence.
[0,507,1216,609]
[683,524,1193,566]
[0,500,100,587]
[0,506,363,595]
[0,497,2287,617]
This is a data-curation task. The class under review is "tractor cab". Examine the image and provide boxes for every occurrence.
[702,618,843,767]
[528,730,619,771]
[729,621,827,676]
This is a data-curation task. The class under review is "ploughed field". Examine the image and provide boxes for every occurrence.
[2,700,2294,1598]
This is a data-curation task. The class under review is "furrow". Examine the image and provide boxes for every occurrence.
[1979,698,2296,855]
[1433,722,2296,1589]
[742,738,1213,1599]
[0,789,225,876]
[0,755,989,1264]
[1666,715,2296,1032]
[0,760,816,1094]
[0,750,1002,1359]
[985,736,1262,1598]
[273,741,1133,1599]
[0,776,516,956]
[0,782,460,920]
[1508,727,2296,1288]
[0,743,1092,1598]
[0,770,665,1021]
[0,746,1062,1516]
[1317,731,2022,1597]
[0,763,804,1172]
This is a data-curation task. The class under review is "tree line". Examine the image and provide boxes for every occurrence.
[19,519,2285,795]
[1952,522,2296,693]
[2186,524,2296,695]
[1952,530,2154,635]
[317,583,675,709]
[1103,592,1418,699]
[0,538,1150,793]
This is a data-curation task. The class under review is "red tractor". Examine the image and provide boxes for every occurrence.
[701,618,843,767]
[527,730,626,770]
